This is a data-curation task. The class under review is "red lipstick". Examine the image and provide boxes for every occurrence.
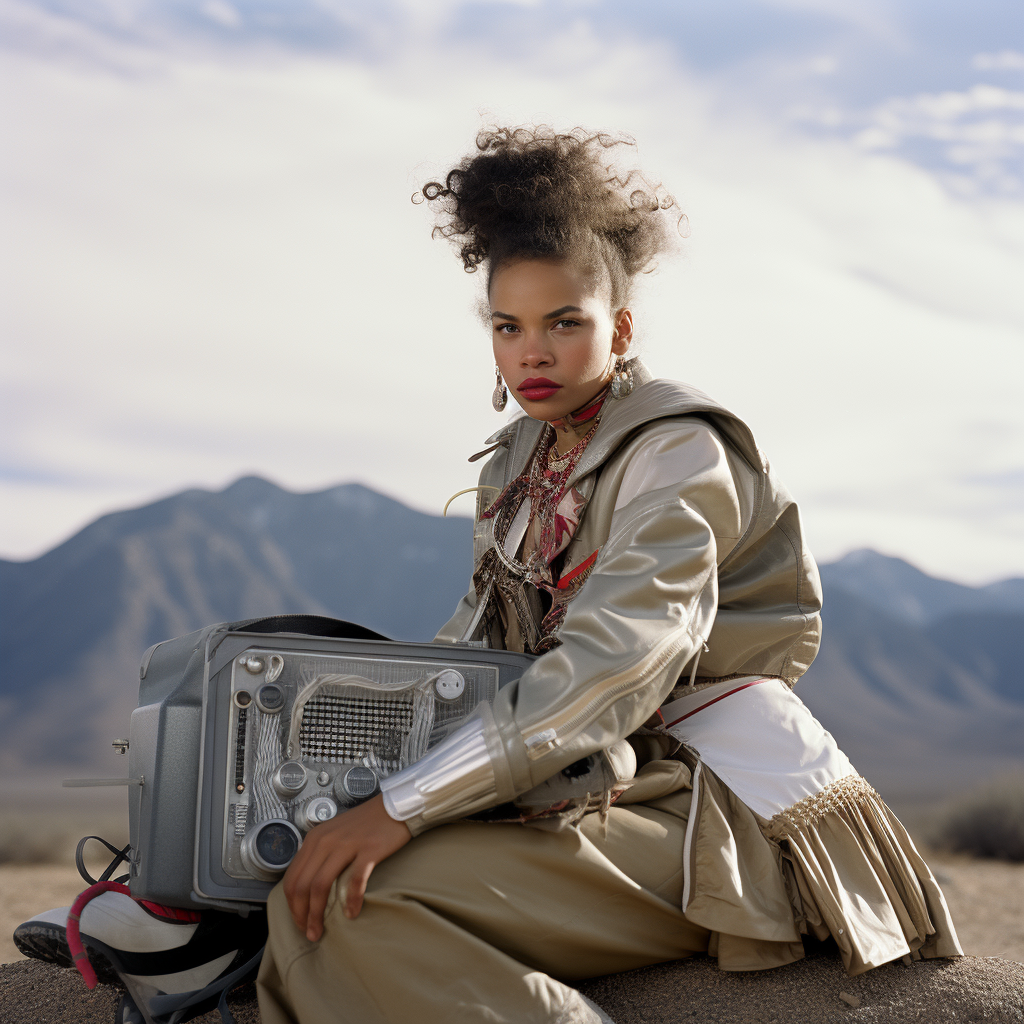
[517,377,562,401]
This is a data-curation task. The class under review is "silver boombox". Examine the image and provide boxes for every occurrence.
[121,616,535,911]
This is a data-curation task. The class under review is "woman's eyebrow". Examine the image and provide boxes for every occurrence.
[490,305,583,321]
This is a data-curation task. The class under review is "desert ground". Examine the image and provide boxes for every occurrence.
[2,851,1023,968]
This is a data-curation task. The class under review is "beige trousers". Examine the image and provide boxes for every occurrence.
[256,795,709,1024]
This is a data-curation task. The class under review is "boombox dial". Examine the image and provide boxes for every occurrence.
[255,683,285,714]
[434,669,465,700]
[336,765,379,801]
[239,819,302,880]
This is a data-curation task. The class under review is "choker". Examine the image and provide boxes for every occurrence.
[552,383,611,434]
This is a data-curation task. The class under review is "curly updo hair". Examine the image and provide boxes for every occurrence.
[418,126,683,308]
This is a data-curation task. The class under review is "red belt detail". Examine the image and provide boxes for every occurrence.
[662,678,770,730]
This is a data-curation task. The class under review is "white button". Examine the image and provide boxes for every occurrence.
[435,670,465,700]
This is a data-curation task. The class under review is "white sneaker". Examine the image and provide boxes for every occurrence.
[14,887,264,1023]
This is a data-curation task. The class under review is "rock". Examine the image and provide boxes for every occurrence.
[1,950,1021,1023]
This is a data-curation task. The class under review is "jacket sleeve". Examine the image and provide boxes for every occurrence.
[382,423,744,835]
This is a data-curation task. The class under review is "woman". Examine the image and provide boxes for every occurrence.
[256,127,960,1024]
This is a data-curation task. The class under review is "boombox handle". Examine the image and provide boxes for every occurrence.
[235,614,391,642]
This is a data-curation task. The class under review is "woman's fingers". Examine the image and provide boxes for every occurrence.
[304,847,355,940]
[279,795,413,940]
[343,856,378,920]
[283,825,353,935]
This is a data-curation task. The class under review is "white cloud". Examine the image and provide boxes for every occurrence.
[756,0,897,42]
[974,50,1024,72]
[1,14,1022,585]
[201,2,242,29]
[849,84,1024,196]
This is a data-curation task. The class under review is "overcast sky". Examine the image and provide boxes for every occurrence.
[2,0,1023,583]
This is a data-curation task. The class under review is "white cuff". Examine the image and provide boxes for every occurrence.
[380,717,496,825]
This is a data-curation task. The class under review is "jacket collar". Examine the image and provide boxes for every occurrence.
[485,359,768,488]
[569,361,768,489]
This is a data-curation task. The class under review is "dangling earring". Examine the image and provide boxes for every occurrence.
[609,357,634,399]
[492,366,508,412]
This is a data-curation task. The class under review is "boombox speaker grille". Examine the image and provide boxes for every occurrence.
[298,693,414,770]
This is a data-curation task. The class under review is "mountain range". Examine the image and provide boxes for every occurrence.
[1,476,1020,814]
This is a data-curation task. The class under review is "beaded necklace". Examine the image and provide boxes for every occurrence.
[522,419,600,580]
[546,421,599,473]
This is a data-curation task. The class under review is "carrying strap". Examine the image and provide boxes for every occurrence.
[75,835,132,885]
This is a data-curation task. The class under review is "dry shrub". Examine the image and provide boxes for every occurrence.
[931,774,1024,862]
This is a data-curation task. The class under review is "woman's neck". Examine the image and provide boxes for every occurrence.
[548,382,611,458]
[549,418,594,458]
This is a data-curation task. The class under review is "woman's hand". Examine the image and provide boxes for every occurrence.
[282,793,411,941]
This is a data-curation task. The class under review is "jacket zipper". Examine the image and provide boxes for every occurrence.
[525,630,693,757]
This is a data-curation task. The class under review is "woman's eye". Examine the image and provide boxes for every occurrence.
[495,323,518,334]
[553,319,579,330]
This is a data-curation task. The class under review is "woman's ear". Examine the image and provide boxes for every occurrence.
[611,308,633,355]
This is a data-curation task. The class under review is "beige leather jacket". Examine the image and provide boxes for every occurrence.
[380,361,822,835]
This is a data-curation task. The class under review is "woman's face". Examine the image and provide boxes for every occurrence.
[489,258,632,425]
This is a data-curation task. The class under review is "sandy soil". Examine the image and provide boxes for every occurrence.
[3,852,1022,967]
[925,850,1024,963]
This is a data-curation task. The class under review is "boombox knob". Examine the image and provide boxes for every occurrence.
[255,683,285,714]
[337,765,379,802]
[303,796,338,829]
[239,819,302,880]
[272,760,307,797]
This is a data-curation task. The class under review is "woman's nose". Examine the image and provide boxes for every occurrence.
[520,332,553,366]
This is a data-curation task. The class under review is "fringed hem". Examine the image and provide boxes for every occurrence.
[764,774,877,840]
[763,774,963,976]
